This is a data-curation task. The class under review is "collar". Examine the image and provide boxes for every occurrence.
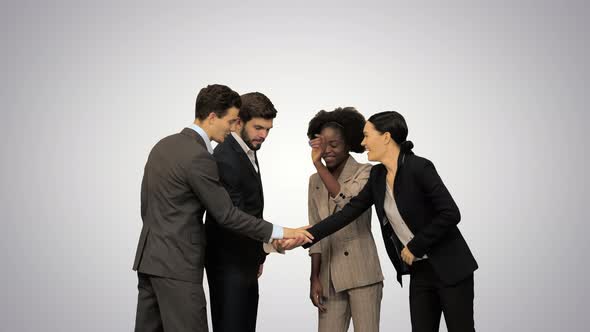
[231,132,254,156]
[188,123,214,154]
[338,155,361,182]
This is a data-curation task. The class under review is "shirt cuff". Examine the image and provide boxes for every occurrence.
[331,190,348,205]
[270,225,283,241]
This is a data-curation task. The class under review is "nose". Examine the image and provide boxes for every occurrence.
[361,138,366,147]
[259,130,268,140]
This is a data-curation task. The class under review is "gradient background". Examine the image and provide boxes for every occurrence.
[1,1,588,331]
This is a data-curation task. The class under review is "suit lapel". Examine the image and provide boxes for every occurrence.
[227,134,260,180]
[338,156,359,184]
[254,152,264,205]
[373,165,387,224]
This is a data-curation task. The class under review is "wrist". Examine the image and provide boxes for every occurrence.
[313,160,324,168]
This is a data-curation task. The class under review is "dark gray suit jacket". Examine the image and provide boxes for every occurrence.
[205,134,267,268]
[133,128,274,283]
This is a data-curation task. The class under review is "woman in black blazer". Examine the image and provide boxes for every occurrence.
[302,111,478,332]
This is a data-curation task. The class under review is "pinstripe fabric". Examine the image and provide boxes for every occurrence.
[308,156,384,331]
[319,281,383,332]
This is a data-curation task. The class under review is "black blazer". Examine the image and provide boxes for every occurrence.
[304,151,478,286]
[205,134,267,268]
[133,128,273,283]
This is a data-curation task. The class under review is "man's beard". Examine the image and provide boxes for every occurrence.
[240,128,261,151]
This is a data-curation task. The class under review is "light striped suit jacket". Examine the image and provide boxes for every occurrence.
[308,156,384,297]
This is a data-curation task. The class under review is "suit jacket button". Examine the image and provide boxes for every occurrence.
[344,251,349,256]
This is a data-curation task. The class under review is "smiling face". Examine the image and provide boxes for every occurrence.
[320,126,350,169]
[361,121,389,162]
[240,117,273,151]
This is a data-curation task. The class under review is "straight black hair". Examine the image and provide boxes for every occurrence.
[368,111,414,152]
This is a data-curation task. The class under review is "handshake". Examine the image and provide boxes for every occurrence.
[270,226,315,252]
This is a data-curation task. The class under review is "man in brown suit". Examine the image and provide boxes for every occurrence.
[132,84,312,332]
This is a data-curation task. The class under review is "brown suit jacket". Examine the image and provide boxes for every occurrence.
[133,128,273,283]
[308,156,384,297]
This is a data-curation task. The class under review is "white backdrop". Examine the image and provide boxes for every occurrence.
[1,1,589,331]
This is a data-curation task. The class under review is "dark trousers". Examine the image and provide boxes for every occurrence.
[134,272,208,332]
[409,260,475,332]
[206,264,260,332]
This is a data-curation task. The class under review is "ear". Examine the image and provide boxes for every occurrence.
[207,112,217,123]
[382,131,392,144]
[233,118,243,132]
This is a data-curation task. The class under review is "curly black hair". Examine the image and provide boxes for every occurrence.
[307,107,366,153]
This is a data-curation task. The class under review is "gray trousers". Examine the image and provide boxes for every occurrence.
[134,272,208,332]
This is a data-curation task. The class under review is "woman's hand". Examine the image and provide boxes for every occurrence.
[310,134,327,165]
[310,277,327,313]
[401,247,416,265]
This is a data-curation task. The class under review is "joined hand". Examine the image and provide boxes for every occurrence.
[281,226,314,250]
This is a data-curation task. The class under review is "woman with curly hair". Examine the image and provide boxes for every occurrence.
[306,107,384,332]
[303,111,478,332]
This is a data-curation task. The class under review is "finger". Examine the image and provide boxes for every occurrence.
[404,253,411,264]
[301,230,314,240]
[310,138,322,145]
[318,296,327,313]
[285,241,298,250]
[297,235,312,245]
[311,293,320,307]
[293,238,307,248]
[293,231,313,243]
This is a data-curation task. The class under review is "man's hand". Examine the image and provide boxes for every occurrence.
[278,238,297,250]
[282,226,314,247]
[401,247,415,266]
[310,134,327,165]
[271,239,285,253]
[310,277,326,313]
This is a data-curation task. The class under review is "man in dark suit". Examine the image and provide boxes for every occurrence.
[132,84,312,332]
[205,92,278,332]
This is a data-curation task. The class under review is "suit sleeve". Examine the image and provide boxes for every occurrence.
[406,160,461,258]
[140,167,147,220]
[303,169,375,249]
[330,164,372,208]
[185,152,273,243]
[308,175,322,255]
